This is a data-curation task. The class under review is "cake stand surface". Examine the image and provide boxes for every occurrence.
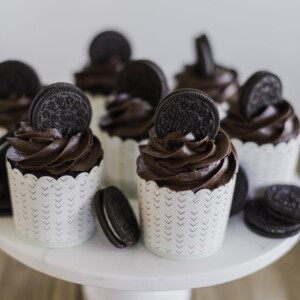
[0,199,299,300]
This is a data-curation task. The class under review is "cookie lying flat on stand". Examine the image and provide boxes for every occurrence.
[93,187,140,248]
[244,200,300,238]
[230,166,249,216]
[265,185,300,224]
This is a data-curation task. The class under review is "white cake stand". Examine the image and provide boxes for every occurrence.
[0,198,299,300]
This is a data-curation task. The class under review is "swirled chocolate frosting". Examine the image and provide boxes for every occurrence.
[137,128,237,192]
[0,94,32,130]
[7,122,103,177]
[221,101,300,145]
[99,93,155,141]
[175,65,239,103]
[75,57,124,95]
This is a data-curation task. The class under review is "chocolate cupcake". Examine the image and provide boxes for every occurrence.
[137,89,238,260]
[222,71,300,198]
[74,31,132,137]
[6,83,104,247]
[0,60,41,215]
[99,60,168,197]
[174,34,239,119]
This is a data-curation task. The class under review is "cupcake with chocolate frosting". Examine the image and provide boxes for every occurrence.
[74,31,132,137]
[0,60,41,215]
[99,60,168,197]
[6,83,103,247]
[137,89,238,260]
[175,34,239,119]
[222,71,300,198]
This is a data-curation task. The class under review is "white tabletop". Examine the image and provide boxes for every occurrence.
[0,200,299,292]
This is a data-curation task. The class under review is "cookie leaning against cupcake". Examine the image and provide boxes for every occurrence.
[6,83,103,248]
[0,60,41,216]
[74,30,132,136]
[174,34,239,119]
[137,89,238,260]
[99,60,168,197]
[222,71,300,199]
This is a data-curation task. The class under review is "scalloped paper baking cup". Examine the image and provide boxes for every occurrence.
[216,101,229,120]
[6,160,103,248]
[101,131,147,197]
[85,92,110,140]
[232,136,300,199]
[138,174,237,260]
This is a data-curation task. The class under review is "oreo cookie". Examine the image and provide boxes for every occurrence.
[89,31,131,64]
[29,83,92,136]
[244,200,300,238]
[0,60,40,98]
[116,60,168,108]
[230,166,248,216]
[93,187,140,248]
[239,71,283,119]
[155,88,220,140]
[265,185,300,224]
[195,34,215,77]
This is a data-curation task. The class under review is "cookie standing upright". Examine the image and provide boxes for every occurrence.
[74,31,132,138]
[0,60,41,215]
[137,89,238,260]
[222,71,300,198]
[174,34,239,119]
[99,60,168,197]
[6,83,104,247]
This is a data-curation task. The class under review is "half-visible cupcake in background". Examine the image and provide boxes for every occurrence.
[74,30,132,136]
[0,60,41,215]
[137,89,238,260]
[6,83,103,247]
[174,34,239,119]
[222,71,300,199]
[99,60,168,197]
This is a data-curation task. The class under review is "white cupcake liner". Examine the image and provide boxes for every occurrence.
[216,101,229,120]
[101,131,147,197]
[84,92,111,139]
[6,160,103,248]
[232,135,300,199]
[0,127,8,139]
[137,173,237,260]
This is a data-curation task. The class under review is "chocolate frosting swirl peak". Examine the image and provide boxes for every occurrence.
[7,122,103,176]
[137,127,237,192]
[0,94,32,130]
[175,65,239,103]
[75,57,124,95]
[222,100,300,145]
[99,93,154,141]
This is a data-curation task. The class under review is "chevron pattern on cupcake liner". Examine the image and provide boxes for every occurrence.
[232,135,300,199]
[137,174,236,259]
[6,160,103,246]
[101,130,147,197]
[85,93,109,140]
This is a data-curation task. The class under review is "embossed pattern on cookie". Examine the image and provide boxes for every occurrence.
[239,71,282,120]
[155,89,220,140]
[30,83,91,136]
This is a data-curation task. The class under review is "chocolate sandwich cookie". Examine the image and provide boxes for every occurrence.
[93,187,140,248]
[195,34,215,77]
[155,88,220,140]
[0,60,41,98]
[230,166,248,216]
[116,60,168,108]
[244,200,300,238]
[239,71,283,120]
[265,185,300,224]
[89,31,131,64]
[29,83,92,136]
